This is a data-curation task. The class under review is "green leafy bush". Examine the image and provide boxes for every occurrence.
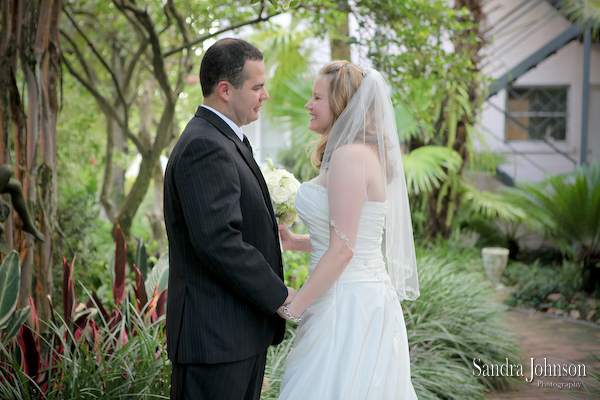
[503,261,563,308]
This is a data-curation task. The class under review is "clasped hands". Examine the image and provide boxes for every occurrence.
[277,287,303,322]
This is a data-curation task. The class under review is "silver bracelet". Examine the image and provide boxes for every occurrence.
[283,304,303,323]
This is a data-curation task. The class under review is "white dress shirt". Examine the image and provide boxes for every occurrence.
[201,105,244,142]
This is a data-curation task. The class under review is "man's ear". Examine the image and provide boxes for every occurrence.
[216,81,231,102]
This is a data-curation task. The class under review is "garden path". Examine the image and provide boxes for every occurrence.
[484,308,600,400]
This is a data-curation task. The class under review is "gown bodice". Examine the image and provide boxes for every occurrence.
[294,182,389,284]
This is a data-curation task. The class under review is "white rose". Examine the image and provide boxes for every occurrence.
[286,178,301,192]
[270,186,290,204]
[263,170,281,187]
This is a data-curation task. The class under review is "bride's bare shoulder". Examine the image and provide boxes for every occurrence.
[331,143,380,164]
[332,143,377,159]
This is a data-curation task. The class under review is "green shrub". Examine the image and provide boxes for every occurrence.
[0,303,170,399]
[282,224,311,291]
[520,161,600,293]
[503,259,599,324]
[503,261,562,308]
[407,245,522,399]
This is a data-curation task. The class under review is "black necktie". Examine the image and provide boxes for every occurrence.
[243,135,253,153]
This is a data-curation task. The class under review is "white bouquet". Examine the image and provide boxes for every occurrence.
[262,158,301,227]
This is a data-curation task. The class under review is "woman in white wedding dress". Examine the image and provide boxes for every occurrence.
[277,61,420,400]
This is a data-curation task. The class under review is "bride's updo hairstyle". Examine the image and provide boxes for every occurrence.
[311,60,363,170]
[311,60,392,180]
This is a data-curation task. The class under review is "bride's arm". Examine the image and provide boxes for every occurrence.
[278,224,312,252]
[284,145,367,319]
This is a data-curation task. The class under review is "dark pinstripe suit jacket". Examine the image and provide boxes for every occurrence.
[164,106,288,364]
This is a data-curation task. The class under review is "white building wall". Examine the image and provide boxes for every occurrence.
[480,0,600,182]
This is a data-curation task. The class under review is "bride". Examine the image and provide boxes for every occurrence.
[277,60,420,399]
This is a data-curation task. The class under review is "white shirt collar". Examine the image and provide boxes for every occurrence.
[201,105,244,141]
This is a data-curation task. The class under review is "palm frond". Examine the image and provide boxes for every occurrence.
[264,77,314,137]
[395,102,422,142]
[402,146,463,195]
[249,23,315,114]
[519,162,600,254]
[561,0,600,38]
[460,184,528,222]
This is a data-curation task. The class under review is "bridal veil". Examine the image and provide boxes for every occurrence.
[316,67,419,302]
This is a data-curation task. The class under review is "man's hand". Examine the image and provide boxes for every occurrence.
[277,286,298,319]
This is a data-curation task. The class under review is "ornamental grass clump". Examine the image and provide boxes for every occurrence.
[406,245,522,400]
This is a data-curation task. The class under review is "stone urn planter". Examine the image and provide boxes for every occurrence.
[481,247,509,288]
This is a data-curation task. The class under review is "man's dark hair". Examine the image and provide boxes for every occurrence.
[200,38,264,97]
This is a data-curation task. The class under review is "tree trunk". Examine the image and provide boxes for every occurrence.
[0,0,61,320]
[149,162,166,256]
[34,0,62,322]
[424,0,485,239]
[330,0,351,61]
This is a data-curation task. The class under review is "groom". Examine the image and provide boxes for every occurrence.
[163,38,295,400]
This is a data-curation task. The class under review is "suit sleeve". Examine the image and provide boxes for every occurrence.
[173,135,288,314]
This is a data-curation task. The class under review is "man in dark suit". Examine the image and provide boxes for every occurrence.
[163,38,295,400]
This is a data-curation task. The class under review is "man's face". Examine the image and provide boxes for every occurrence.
[228,60,269,127]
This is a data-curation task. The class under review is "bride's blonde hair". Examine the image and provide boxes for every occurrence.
[310,61,391,181]
[310,60,363,169]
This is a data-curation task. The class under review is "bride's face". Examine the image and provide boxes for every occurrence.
[305,77,332,135]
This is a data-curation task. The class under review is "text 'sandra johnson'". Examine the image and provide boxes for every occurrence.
[472,358,586,383]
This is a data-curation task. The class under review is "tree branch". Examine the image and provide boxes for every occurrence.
[61,54,147,154]
[163,6,300,58]
[62,5,131,137]
[114,0,174,106]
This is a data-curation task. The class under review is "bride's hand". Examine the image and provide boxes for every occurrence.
[278,224,312,252]
[278,224,294,251]
[277,300,304,322]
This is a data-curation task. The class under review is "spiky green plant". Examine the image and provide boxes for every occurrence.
[407,244,522,399]
[561,0,600,38]
[0,227,170,399]
[457,181,556,258]
[261,325,297,399]
[520,162,600,291]
[0,301,170,399]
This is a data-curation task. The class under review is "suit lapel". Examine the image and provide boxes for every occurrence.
[196,107,279,229]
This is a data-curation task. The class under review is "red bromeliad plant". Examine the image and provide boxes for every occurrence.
[0,225,170,398]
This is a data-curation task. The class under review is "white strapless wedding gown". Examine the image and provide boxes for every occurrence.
[278,182,418,400]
